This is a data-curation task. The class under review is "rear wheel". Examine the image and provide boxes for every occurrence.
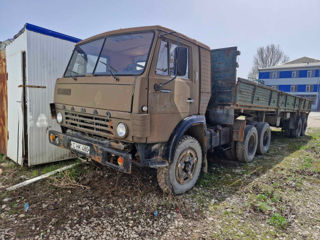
[301,117,307,136]
[157,135,202,194]
[290,118,302,138]
[236,125,258,162]
[256,122,271,155]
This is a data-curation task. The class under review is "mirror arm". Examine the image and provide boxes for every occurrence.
[154,75,177,91]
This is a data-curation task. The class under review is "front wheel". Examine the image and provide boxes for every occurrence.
[157,135,202,194]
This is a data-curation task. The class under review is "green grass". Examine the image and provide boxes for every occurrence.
[198,173,219,187]
[32,169,39,177]
[255,201,272,213]
[271,192,281,203]
[302,157,313,169]
[256,193,268,201]
[0,154,6,163]
[7,202,19,215]
[41,160,78,174]
[268,213,288,229]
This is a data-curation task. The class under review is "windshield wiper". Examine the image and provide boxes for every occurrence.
[99,61,119,81]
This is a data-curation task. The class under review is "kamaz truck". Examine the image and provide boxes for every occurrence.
[48,26,312,194]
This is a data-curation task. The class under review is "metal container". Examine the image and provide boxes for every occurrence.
[4,23,81,166]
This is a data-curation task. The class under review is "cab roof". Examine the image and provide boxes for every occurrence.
[78,25,210,50]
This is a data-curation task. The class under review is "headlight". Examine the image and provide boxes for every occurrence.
[116,123,127,138]
[57,112,63,123]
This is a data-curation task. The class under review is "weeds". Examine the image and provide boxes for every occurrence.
[268,213,287,229]
[198,172,218,187]
[303,157,313,169]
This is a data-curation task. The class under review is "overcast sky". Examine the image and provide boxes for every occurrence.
[1,0,319,77]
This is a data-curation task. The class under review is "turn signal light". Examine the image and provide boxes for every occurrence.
[117,156,124,166]
[49,133,56,142]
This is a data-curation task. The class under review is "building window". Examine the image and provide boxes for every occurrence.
[271,71,277,79]
[291,71,296,78]
[306,85,313,92]
[307,70,312,78]
[290,85,297,92]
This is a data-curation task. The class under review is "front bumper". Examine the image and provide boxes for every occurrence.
[48,130,132,173]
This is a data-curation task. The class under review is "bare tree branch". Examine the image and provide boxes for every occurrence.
[248,44,289,81]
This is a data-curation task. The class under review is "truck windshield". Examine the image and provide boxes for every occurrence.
[64,32,154,77]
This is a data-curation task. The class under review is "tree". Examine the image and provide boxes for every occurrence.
[248,44,289,81]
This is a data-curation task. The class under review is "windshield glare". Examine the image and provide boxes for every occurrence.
[64,32,154,77]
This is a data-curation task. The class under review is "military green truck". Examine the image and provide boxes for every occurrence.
[48,26,312,194]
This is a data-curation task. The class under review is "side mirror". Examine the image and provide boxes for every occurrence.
[174,47,188,76]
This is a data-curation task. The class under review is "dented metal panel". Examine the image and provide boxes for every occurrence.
[6,31,26,165]
[0,50,8,155]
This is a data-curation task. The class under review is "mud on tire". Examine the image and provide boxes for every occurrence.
[290,117,302,138]
[157,135,202,195]
[236,125,258,162]
[301,117,307,136]
[256,122,271,155]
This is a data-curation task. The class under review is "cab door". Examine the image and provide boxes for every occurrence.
[147,35,199,142]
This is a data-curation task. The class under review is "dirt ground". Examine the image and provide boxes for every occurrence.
[0,114,319,240]
[308,112,320,128]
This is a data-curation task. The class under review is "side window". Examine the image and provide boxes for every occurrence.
[156,40,189,79]
[169,43,178,76]
[169,43,189,79]
[156,41,168,75]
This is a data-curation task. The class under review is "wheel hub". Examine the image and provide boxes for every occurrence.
[175,148,197,184]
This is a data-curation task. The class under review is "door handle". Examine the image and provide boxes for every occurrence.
[159,89,172,93]
[186,98,194,103]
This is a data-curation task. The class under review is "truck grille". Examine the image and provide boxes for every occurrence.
[64,112,113,137]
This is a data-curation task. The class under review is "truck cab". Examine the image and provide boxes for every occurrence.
[49,26,210,193]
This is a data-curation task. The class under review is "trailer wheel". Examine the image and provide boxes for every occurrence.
[301,117,307,136]
[290,118,302,138]
[157,135,202,194]
[256,122,271,155]
[236,125,258,162]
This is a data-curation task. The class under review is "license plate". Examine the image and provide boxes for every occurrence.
[70,141,90,155]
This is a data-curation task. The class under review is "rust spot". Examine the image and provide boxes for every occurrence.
[0,50,7,155]
[233,119,246,142]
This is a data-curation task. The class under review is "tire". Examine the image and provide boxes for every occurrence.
[301,117,307,136]
[157,167,171,193]
[290,118,302,138]
[157,135,202,194]
[224,141,237,160]
[256,122,271,155]
[236,125,258,162]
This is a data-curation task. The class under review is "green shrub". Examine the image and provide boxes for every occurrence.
[268,213,287,229]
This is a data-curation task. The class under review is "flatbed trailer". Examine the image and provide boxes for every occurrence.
[206,46,311,149]
[48,26,312,194]
[234,78,312,113]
